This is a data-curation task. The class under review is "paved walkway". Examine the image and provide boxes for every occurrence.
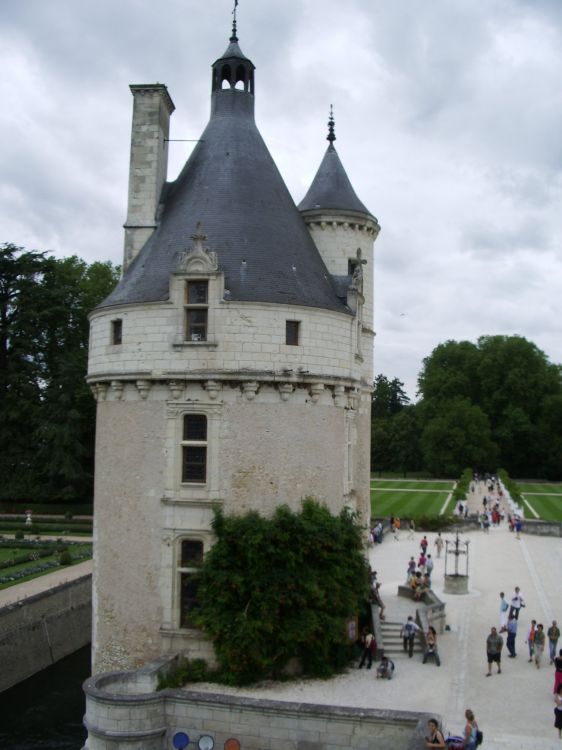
[192,510,562,748]
[0,559,92,609]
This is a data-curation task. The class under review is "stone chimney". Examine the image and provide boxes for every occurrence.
[123,84,175,272]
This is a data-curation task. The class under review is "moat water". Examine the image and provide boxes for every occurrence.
[0,645,90,749]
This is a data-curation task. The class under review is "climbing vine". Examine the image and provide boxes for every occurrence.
[193,498,369,685]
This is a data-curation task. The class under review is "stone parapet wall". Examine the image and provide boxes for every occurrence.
[83,657,433,750]
[521,519,561,537]
[0,575,91,692]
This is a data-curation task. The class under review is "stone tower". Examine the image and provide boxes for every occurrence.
[87,22,380,672]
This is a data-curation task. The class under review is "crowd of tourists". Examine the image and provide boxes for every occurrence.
[364,474,560,741]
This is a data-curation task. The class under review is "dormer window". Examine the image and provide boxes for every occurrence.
[185,281,208,342]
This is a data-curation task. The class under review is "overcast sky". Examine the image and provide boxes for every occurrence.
[2,0,561,399]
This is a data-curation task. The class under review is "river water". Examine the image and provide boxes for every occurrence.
[0,645,90,749]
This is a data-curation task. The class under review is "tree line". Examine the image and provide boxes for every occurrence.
[0,244,119,503]
[2,243,561,502]
[372,336,562,479]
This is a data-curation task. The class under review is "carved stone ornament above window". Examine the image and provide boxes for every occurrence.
[176,222,219,275]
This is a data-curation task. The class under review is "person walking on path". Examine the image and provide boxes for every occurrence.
[506,614,518,657]
[486,626,503,676]
[548,620,560,664]
[435,533,444,558]
[534,623,545,669]
[509,587,525,619]
[423,626,441,666]
[424,718,446,748]
[426,554,434,579]
[499,592,509,632]
[401,615,421,658]
[515,516,522,539]
[527,620,537,662]
[420,535,428,554]
[407,518,416,540]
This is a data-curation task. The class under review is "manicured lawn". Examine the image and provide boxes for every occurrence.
[520,493,562,521]
[0,542,92,589]
[518,483,562,495]
[371,479,452,491]
[371,479,455,518]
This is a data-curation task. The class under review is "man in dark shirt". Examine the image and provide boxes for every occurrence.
[486,626,504,676]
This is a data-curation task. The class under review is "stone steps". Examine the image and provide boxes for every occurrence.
[379,620,423,656]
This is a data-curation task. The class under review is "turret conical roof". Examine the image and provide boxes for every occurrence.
[298,143,371,216]
[298,109,372,216]
[100,33,347,314]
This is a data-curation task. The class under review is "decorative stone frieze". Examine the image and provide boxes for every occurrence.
[168,381,184,400]
[93,383,108,402]
[204,380,221,399]
[242,381,259,401]
[279,383,293,402]
[309,383,325,403]
[110,380,124,400]
[333,385,346,407]
[175,224,219,275]
[136,379,151,399]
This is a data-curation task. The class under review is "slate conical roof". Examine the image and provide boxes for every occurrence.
[298,110,372,216]
[99,33,348,315]
[298,142,372,216]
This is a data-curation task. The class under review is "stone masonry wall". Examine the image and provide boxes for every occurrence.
[0,575,91,693]
[83,659,432,750]
[88,300,361,383]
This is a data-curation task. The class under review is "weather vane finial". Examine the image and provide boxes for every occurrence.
[231,0,239,42]
[327,104,336,144]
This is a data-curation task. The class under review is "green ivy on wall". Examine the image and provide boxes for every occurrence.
[193,498,369,685]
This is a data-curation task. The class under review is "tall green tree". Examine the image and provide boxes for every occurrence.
[421,398,497,477]
[417,335,562,478]
[0,243,119,502]
[371,374,410,419]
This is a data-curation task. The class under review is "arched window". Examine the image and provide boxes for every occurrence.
[235,65,247,91]
[220,64,232,89]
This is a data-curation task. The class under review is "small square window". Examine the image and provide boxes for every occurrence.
[185,309,208,341]
[111,319,122,345]
[187,281,208,304]
[185,281,208,342]
[183,414,207,441]
[286,320,300,346]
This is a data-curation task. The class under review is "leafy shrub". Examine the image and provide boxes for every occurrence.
[192,499,369,685]
[14,530,24,540]
[451,468,473,505]
[59,550,72,566]
[157,658,216,690]
[498,469,523,504]
[415,515,455,531]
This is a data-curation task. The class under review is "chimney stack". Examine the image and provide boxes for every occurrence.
[123,84,175,272]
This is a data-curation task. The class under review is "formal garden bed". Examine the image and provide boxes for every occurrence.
[0,538,92,589]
